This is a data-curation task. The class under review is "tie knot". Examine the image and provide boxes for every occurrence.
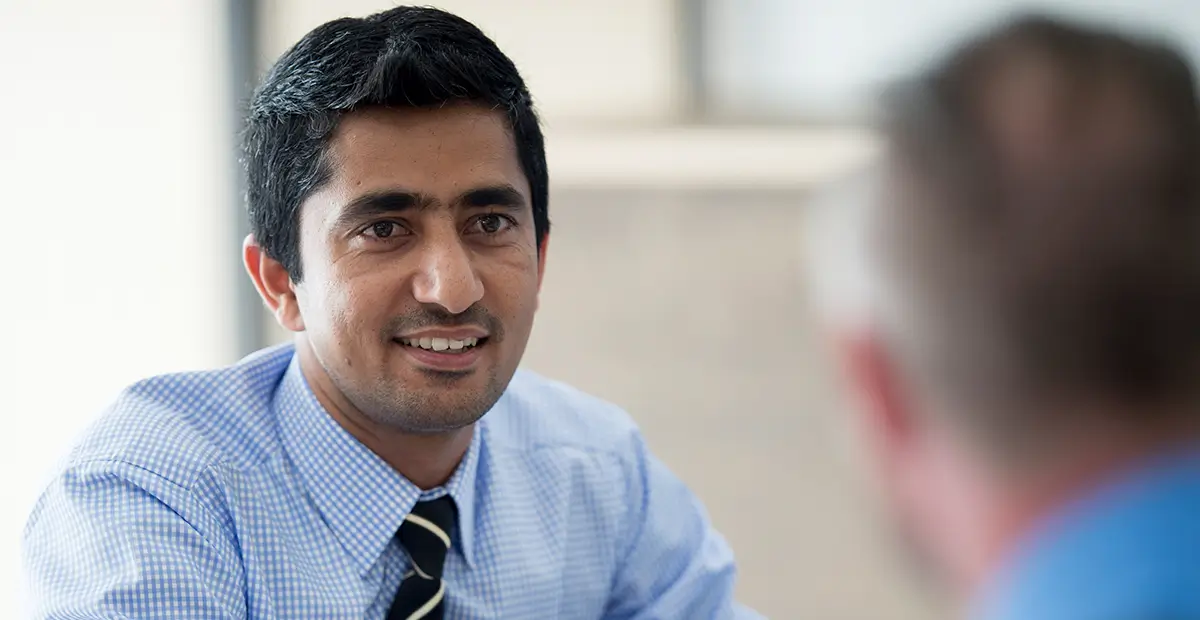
[398,496,457,580]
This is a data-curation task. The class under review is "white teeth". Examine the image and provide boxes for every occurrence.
[400,336,482,351]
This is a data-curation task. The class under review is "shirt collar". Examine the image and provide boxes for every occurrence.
[275,352,482,575]
[435,416,480,568]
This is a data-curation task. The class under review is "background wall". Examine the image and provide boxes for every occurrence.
[0,0,234,614]
[703,0,1200,122]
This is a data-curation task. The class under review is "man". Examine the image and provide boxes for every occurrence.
[23,7,759,619]
[810,15,1200,620]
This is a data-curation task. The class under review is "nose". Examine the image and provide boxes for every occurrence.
[411,234,484,315]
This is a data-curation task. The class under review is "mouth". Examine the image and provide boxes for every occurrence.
[393,335,489,372]
[395,335,486,353]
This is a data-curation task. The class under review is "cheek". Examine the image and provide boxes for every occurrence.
[303,271,393,345]
[484,258,541,318]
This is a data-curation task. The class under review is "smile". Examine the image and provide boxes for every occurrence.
[396,336,483,352]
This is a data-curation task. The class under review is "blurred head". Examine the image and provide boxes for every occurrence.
[242,6,549,434]
[812,14,1200,593]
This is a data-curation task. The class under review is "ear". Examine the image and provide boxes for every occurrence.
[835,330,919,458]
[243,235,305,332]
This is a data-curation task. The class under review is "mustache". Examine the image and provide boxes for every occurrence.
[384,304,504,340]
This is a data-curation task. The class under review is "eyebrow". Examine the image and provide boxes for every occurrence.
[333,190,435,231]
[456,184,527,211]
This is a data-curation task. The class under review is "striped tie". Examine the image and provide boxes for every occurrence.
[387,496,457,620]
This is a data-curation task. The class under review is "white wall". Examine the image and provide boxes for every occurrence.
[0,1,233,614]
[705,0,1200,121]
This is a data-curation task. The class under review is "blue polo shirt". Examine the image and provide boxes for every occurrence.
[973,446,1200,620]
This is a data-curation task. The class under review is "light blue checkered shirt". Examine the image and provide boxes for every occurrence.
[24,344,761,619]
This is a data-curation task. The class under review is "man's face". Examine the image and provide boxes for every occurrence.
[290,104,544,433]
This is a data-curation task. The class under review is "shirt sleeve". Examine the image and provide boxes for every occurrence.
[22,459,245,619]
[603,432,764,620]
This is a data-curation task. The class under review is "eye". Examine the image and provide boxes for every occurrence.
[363,221,406,239]
[470,213,515,235]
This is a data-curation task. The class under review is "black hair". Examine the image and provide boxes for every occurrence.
[242,5,548,281]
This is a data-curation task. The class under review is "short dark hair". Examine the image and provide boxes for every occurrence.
[242,6,549,281]
[877,15,1200,427]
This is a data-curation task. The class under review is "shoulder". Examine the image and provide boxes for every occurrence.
[63,344,295,489]
[976,455,1200,619]
[482,368,644,458]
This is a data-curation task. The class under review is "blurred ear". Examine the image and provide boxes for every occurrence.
[243,235,305,333]
[836,330,919,461]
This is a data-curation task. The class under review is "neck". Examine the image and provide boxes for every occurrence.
[331,408,474,490]
[954,409,1200,601]
[296,343,473,490]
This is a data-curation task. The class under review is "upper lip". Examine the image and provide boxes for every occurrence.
[395,326,490,340]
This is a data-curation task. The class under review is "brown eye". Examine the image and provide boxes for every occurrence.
[369,221,398,238]
[473,214,512,235]
[479,215,503,234]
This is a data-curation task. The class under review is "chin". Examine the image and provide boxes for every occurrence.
[378,402,490,434]
[369,375,505,430]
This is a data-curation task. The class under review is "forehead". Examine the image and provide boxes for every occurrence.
[323,104,529,202]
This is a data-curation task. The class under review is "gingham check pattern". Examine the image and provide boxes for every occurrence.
[24,344,762,619]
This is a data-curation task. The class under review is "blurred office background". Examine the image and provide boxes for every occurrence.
[4,1,1199,617]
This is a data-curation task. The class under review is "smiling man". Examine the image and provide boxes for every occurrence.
[22,7,759,619]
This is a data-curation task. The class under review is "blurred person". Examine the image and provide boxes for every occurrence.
[22,6,760,619]
[811,15,1200,620]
